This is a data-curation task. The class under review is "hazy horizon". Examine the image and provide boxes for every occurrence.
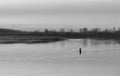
[0,0,120,30]
[0,24,120,32]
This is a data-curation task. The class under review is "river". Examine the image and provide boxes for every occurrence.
[0,39,120,76]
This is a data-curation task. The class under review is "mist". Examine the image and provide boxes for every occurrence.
[0,0,120,30]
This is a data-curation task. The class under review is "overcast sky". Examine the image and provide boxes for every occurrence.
[0,0,120,30]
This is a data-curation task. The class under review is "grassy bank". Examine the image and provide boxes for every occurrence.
[0,35,66,44]
[0,27,119,44]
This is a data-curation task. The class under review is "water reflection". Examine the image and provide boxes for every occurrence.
[89,39,120,46]
[0,39,120,76]
[58,39,120,48]
[54,38,120,56]
[82,39,88,46]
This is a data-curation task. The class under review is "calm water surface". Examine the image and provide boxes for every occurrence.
[0,39,120,76]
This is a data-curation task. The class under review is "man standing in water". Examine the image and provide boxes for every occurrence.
[79,48,82,55]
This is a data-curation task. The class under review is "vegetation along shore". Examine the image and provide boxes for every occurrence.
[0,27,120,44]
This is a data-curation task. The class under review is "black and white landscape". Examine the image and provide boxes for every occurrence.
[0,0,120,76]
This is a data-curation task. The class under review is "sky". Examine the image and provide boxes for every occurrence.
[0,0,120,30]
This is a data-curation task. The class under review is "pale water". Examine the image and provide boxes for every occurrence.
[0,39,120,76]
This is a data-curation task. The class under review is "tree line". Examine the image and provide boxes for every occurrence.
[31,27,120,39]
[0,27,120,39]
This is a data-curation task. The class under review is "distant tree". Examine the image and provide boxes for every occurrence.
[83,28,88,33]
[50,30,57,33]
[112,27,116,32]
[91,28,100,32]
[44,28,49,33]
[104,28,109,32]
[60,28,65,33]
[118,28,120,32]
[69,29,73,33]
[79,28,83,33]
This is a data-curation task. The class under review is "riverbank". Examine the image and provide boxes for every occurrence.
[0,28,119,44]
[0,35,66,44]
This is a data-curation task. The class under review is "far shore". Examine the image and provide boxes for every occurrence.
[0,27,119,44]
[0,35,66,44]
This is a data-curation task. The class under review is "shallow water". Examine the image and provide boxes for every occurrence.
[0,39,120,76]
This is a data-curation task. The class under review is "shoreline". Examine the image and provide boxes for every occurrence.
[0,35,66,44]
[0,35,119,44]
